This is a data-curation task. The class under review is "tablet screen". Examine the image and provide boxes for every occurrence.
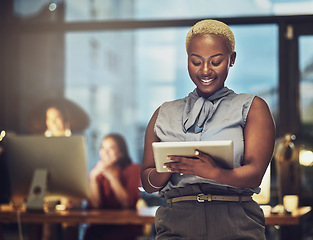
[152,140,233,173]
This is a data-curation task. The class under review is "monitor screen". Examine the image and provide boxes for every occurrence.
[4,135,89,209]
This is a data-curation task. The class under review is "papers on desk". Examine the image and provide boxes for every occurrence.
[260,205,272,216]
[138,206,158,217]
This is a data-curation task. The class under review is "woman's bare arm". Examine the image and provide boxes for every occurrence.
[141,108,172,193]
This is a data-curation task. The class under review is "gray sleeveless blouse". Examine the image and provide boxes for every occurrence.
[154,87,260,195]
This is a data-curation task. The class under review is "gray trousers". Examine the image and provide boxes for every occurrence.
[155,185,265,240]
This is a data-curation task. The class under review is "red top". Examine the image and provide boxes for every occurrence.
[94,163,141,209]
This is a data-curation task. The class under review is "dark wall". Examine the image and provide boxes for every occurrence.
[0,1,65,134]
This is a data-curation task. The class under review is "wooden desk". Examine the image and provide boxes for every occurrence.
[0,206,157,240]
[264,206,311,240]
[264,206,311,225]
[0,205,310,226]
[0,205,311,240]
[0,206,157,225]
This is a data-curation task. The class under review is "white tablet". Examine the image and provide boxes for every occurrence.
[152,140,234,173]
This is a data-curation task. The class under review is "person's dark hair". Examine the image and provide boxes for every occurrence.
[46,103,70,124]
[103,133,132,169]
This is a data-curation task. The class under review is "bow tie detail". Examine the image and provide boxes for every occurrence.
[183,87,233,133]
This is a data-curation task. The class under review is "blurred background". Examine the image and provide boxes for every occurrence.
[1,0,313,239]
[1,0,313,208]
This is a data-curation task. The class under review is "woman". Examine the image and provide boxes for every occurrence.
[84,133,142,240]
[45,106,71,137]
[141,19,275,239]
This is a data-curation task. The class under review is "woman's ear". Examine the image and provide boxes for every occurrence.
[230,52,236,67]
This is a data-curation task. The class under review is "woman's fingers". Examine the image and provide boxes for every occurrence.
[163,150,216,175]
[164,156,190,173]
[194,149,214,164]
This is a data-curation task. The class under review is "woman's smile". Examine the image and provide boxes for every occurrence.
[200,76,215,84]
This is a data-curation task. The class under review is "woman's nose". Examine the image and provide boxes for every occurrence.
[201,62,211,75]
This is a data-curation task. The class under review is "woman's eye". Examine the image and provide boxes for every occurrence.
[192,61,201,66]
[212,61,221,66]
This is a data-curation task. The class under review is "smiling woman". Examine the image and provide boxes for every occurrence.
[140,19,275,240]
[85,133,142,240]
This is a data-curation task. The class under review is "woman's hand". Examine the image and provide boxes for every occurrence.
[89,160,106,180]
[102,166,119,182]
[88,161,106,208]
[90,160,120,185]
[164,150,219,179]
[89,160,129,208]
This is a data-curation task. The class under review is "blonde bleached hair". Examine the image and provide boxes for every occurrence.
[186,19,235,54]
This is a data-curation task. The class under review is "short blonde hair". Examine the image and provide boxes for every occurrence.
[186,19,235,54]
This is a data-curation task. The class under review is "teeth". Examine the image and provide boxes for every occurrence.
[201,78,213,83]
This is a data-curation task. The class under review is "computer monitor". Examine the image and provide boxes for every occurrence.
[3,135,89,211]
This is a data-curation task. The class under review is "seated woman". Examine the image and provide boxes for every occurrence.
[84,133,142,240]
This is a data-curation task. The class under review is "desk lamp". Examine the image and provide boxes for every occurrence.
[274,134,300,206]
[274,133,313,212]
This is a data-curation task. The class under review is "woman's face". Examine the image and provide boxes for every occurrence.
[46,107,66,136]
[99,137,122,166]
[187,34,236,98]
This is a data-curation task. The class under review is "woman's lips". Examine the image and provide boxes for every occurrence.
[200,77,214,83]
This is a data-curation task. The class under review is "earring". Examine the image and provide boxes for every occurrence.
[230,63,234,67]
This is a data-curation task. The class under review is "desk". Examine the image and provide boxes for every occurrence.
[264,206,311,240]
[0,205,311,239]
[0,206,157,240]
[1,205,310,226]
[0,207,156,225]
[264,206,311,225]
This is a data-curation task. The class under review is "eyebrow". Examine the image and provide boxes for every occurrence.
[190,53,224,58]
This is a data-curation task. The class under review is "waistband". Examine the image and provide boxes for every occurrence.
[163,184,253,199]
[167,193,252,205]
